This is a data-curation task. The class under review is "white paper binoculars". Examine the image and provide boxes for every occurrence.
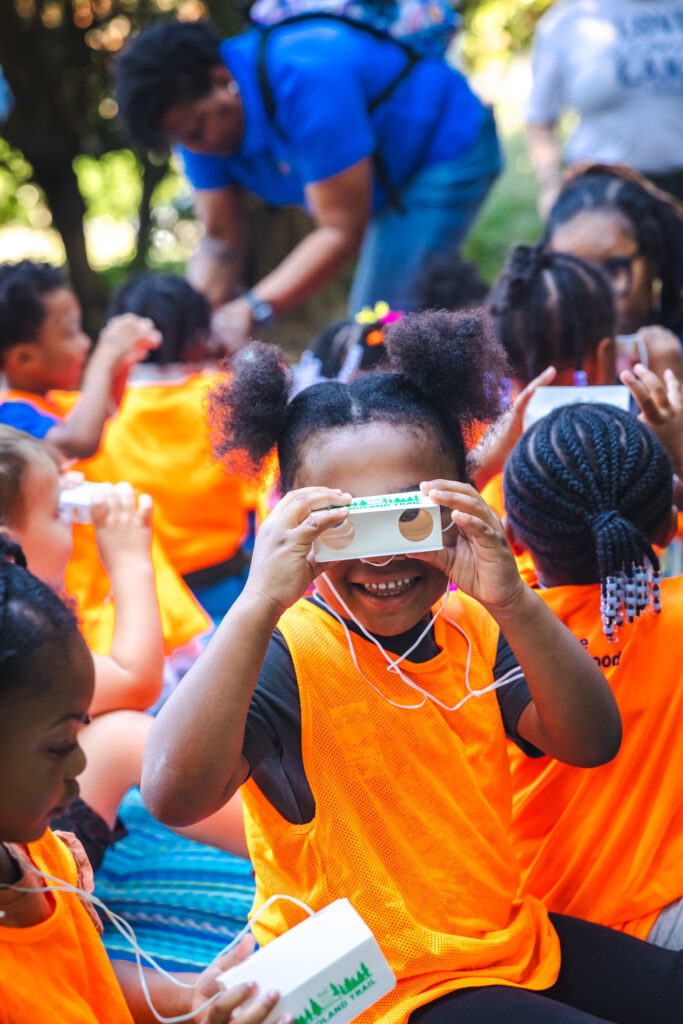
[313,491,444,563]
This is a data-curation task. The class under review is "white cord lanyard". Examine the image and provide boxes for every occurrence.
[0,862,313,1024]
[313,574,518,713]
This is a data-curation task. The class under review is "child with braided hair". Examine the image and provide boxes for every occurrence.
[503,402,683,949]
[143,309,683,1022]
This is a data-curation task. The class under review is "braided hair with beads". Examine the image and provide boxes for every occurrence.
[503,403,673,640]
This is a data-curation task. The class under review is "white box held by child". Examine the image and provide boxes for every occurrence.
[217,899,396,1024]
[313,491,442,563]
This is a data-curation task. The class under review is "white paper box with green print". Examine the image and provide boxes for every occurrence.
[216,899,396,1024]
[313,490,443,562]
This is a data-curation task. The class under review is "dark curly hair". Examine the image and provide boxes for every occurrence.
[208,309,509,491]
[0,535,80,699]
[487,243,615,382]
[504,403,672,594]
[108,273,211,365]
[0,261,66,358]
[414,251,489,312]
[546,167,683,335]
[115,20,223,149]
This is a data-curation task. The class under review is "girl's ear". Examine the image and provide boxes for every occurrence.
[503,515,527,556]
[655,505,679,549]
[4,344,38,378]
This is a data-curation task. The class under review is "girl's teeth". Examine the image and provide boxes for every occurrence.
[363,577,415,594]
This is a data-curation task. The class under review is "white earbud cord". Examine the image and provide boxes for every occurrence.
[314,573,517,712]
[0,862,313,1024]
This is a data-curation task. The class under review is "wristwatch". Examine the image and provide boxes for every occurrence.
[243,291,275,328]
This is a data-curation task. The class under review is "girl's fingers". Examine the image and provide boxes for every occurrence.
[272,487,351,525]
[296,505,350,539]
[207,988,280,1024]
[114,480,136,516]
[137,493,153,526]
[421,483,500,532]
[514,366,557,414]
[203,983,257,1023]
[620,369,664,422]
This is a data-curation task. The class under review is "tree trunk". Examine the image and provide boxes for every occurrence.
[133,153,170,270]
[34,158,106,338]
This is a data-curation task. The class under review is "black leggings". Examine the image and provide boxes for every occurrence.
[409,914,683,1023]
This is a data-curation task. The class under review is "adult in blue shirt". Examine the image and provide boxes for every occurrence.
[116,18,500,350]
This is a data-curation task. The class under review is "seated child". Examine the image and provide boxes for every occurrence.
[0,262,211,655]
[142,310,683,1022]
[0,542,285,1022]
[504,402,683,950]
[0,260,161,458]
[0,425,247,866]
[80,272,262,623]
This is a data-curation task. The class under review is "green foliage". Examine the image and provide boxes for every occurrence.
[459,0,553,68]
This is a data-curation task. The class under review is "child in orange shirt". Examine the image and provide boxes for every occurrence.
[0,541,286,1023]
[0,425,248,863]
[0,260,161,459]
[143,310,683,1022]
[83,272,258,623]
[504,400,683,949]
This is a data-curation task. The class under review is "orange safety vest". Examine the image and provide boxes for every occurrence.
[509,578,683,939]
[0,829,134,1024]
[78,372,255,576]
[480,474,537,587]
[0,388,210,655]
[242,596,560,1024]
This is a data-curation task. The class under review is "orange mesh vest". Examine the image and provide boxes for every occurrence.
[0,829,133,1024]
[480,475,537,587]
[242,596,560,1024]
[509,578,683,939]
[0,389,210,654]
[78,373,254,575]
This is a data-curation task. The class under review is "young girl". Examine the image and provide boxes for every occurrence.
[144,310,683,1022]
[503,401,683,950]
[0,540,284,1022]
[545,164,683,340]
[0,425,248,864]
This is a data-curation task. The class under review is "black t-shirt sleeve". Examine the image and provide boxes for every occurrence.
[494,632,545,758]
[242,629,315,824]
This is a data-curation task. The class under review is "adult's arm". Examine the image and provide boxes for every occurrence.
[188,186,246,309]
[211,158,372,351]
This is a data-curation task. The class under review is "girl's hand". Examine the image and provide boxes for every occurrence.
[91,482,154,577]
[417,480,523,611]
[467,367,556,490]
[244,487,351,616]
[621,362,683,475]
[191,936,289,1024]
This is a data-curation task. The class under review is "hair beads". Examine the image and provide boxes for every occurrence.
[504,403,672,640]
[600,562,661,644]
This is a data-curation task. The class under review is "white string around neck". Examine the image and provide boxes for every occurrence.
[313,573,516,713]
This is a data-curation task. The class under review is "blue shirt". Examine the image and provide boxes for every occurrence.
[179,20,484,212]
[0,399,57,439]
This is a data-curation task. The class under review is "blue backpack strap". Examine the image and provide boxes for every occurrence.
[256,15,421,210]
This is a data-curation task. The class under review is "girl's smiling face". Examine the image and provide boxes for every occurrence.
[295,422,461,637]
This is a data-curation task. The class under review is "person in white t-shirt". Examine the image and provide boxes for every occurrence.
[526,0,683,216]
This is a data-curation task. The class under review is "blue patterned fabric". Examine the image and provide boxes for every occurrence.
[94,789,255,973]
